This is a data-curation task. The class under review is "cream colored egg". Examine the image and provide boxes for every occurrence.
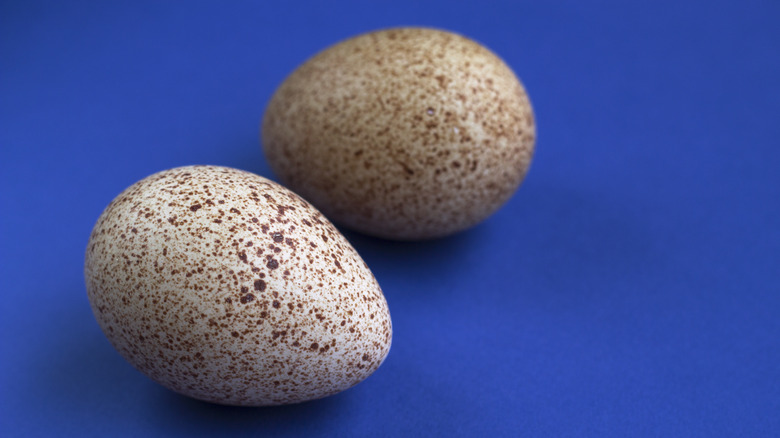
[84,165,392,406]
[262,27,535,240]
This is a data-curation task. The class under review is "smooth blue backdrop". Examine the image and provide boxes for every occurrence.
[2,0,779,436]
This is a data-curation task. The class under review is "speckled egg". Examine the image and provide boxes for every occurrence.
[84,165,392,406]
[262,27,535,240]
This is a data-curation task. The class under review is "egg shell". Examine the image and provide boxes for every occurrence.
[262,27,536,240]
[84,165,392,406]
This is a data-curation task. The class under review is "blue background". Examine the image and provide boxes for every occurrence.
[2,0,779,436]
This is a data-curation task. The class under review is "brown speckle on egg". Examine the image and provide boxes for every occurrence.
[262,27,536,240]
[84,165,392,406]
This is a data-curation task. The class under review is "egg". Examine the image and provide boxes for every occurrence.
[84,165,392,406]
[262,27,535,240]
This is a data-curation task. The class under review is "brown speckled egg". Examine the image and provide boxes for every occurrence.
[262,27,535,240]
[84,165,392,406]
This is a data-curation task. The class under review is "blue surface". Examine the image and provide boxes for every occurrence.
[2,0,779,436]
